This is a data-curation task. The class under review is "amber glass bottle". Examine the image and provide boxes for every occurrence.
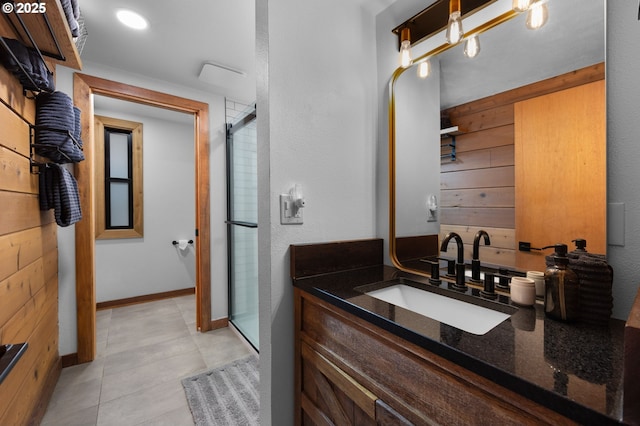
[544,244,580,321]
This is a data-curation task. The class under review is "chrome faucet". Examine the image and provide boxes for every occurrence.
[440,232,467,291]
[471,230,491,282]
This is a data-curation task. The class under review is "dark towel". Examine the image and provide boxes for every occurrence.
[0,38,55,92]
[35,91,84,163]
[60,0,79,37]
[38,164,82,227]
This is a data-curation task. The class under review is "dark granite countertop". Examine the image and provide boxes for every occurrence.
[293,265,625,425]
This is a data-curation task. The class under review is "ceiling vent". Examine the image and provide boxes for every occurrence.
[198,62,246,85]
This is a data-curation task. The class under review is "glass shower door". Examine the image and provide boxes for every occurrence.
[226,107,258,350]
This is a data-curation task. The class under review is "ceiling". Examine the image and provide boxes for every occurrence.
[78,0,257,103]
[77,0,396,105]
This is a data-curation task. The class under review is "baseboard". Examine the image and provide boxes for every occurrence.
[61,353,79,368]
[27,356,61,425]
[209,317,229,330]
[96,287,195,310]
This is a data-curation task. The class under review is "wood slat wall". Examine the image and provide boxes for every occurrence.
[440,63,605,268]
[0,59,60,425]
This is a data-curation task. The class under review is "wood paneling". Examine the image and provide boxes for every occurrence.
[440,207,514,228]
[0,101,30,156]
[455,125,514,152]
[441,187,514,208]
[0,21,62,423]
[441,166,514,190]
[515,80,606,271]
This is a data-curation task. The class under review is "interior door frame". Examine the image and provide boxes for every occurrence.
[73,73,211,363]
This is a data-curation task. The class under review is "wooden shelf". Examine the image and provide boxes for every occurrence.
[440,126,464,137]
[0,0,82,70]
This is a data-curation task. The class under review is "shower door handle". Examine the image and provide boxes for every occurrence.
[225,220,258,229]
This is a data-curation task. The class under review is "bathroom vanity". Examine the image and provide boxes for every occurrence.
[291,239,629,425]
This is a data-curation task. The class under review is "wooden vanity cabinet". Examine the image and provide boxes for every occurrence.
[294,288,575,425]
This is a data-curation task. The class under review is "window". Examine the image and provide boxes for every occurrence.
[95,115,143,239]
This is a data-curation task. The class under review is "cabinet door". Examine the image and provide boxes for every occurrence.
[300,342,377,426]
[515,80,606,271]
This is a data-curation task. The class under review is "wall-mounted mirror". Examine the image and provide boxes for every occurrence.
[390,0,605,278]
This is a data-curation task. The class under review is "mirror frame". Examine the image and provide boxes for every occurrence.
[388,9,519,275]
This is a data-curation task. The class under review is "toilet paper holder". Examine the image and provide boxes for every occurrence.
[172,240,194,246]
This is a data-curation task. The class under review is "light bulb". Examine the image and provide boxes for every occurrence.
[399,28,412,68]
[417,60,431,78]
[512,0,532,12]
[464,35,480,58]
[446,10,463,44]
[526,1,549,30]
[400,40,412,68]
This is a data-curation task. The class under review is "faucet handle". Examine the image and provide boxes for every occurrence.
[496,274,511,290]
[481,273,497,300]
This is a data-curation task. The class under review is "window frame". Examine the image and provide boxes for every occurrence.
[94,115,144,239]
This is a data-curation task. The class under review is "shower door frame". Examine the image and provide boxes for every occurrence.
[226,106,259,351]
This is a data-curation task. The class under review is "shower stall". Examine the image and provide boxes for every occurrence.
[226,105,258,350]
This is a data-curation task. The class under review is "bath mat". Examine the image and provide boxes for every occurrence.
[182,356,259,426]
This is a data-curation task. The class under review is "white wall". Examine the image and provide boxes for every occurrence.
[606,0,640,319]
[93,103,195,302]
[55,60,229,355]
[256,0,379,424]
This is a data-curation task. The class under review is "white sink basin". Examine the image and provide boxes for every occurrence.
[366,284,511,335]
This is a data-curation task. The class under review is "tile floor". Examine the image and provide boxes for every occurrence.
[41,295,255,426]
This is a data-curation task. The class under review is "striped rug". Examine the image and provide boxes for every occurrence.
[182,356,259,425]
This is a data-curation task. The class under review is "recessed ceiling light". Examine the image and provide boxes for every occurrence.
[116,9,148,30]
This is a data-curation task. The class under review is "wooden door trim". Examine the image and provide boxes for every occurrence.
[73,73,211,363]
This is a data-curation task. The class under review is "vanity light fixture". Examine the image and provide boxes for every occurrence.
[512,0,532,12]
[399,28,413,68]
[526,0,549,30]
[446,0,464,44]
[116,9,148,30]
[417,60,432,78]
[464,34,481,58]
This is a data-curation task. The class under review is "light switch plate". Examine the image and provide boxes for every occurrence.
[280,194,303,225]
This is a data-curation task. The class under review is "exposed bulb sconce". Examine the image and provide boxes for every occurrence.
[427,194,438,222]
[417,60,431,79]
[512,0,532,12]
[464,34,480,58]
[446,0,464,45]
[399,27,413,68]
[526,0,549,30]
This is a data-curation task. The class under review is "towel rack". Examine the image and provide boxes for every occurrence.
[29,124,83,174]
[0,0,67,96]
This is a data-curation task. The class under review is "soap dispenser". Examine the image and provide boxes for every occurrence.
[544,244,580,322]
